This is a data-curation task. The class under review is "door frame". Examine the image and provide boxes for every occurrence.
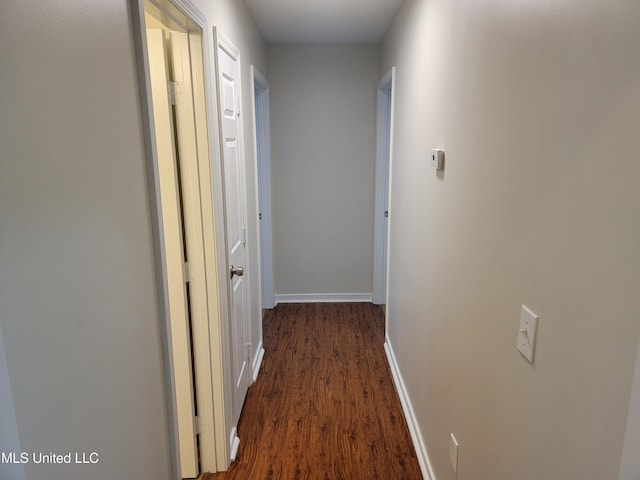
[373,67,396,308]
[131,0,233,474]
[250,65,275,311]
[145,27,199,477]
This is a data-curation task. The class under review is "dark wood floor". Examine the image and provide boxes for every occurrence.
[208,302,422,480]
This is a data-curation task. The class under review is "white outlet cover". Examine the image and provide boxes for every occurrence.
[449,433,459,475]
[431,149,444,170]
[517,305,538,363]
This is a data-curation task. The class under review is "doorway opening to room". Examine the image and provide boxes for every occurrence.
[250,66,275,311]
[134,0,231,476]
[373,67,395,321]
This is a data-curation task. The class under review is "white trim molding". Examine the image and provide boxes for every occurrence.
[275,293,373,304]
[373,66,395,306]
[250,65,275,310]
[384,337,436,480]
[252,341,265,382]
[229,427,240,462]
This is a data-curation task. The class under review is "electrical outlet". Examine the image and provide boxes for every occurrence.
[431,149,444,170]
[449,433,459,475]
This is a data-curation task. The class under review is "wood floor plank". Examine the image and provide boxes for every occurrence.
[208,303,422,480]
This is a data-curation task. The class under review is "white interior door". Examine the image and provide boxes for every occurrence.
[215,31,251,429]
[146,28,199,478]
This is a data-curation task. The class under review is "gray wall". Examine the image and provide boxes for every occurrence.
[0,1,173,478]
[381,0,640,479]
[268,44,379,299]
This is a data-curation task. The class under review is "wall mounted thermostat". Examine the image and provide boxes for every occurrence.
[431,149,444,170]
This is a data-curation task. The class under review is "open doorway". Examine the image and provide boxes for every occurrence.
[250,66,275,311]
[133,0,231,476]
[373,67,395,313]
[145,23,200,478]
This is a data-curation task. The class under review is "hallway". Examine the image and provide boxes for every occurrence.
[210,303,422,479]
[3,1,639,479]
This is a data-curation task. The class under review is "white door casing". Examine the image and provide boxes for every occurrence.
[136,0,237,473]
[250,65,275,310]
[146,28,199,478]
[215,29,251,456]
[373,67,395,308]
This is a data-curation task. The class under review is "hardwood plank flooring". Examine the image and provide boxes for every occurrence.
[208,303,422,480]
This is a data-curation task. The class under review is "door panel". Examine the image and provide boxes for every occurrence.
[216,33,251,429]
[146,28,199,478]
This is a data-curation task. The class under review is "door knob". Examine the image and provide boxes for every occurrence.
[230,265,244,278]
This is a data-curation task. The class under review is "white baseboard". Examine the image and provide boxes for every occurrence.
[384,337,436,480]
[252,342,265,382]
[274,293,373,304]
[229,427,240,461]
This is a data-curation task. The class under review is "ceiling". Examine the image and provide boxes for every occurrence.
[243,0,405,44]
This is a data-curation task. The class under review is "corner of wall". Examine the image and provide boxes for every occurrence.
[0,323,26,480]
[618,338,640,480]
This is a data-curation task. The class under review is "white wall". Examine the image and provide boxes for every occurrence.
[381,0,640,479]
[189,0,267,378]
[0,1,173,479]
[268,44,379,299]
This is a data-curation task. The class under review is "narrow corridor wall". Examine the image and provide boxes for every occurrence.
[0,1,174,478]
[380,0,640,479]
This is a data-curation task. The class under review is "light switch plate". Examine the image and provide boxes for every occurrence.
[449,433,459,475]
[517,305,538,363]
